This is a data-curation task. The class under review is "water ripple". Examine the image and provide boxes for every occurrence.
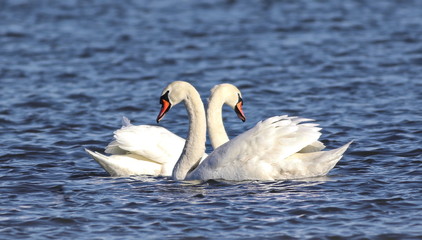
[1,0,421,239]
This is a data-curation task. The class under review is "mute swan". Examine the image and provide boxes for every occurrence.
[157,81,352,181]
[209,84,326,154]
[85,83,246,177]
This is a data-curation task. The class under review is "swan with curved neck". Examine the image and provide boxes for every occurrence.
[207,84,245,148]
[157,81,352,181]
[157,81,207,180]
[85,83,245,177]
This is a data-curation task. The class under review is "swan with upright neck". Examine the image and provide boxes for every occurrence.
[85,83,246,177]
[157,81,352,181]
[207,84,245,148]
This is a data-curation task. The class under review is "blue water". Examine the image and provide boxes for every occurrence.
[1,0,421,239]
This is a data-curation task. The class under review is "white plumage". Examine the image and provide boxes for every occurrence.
[186,116,352,181]
[85,83,245,177]
[86,117,189,176]
[156,81,352,181]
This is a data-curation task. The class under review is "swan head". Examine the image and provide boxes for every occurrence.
[157,81,195,123]
[210,83,246,122]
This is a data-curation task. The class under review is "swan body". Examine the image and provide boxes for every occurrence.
[157,81,351,181]
[85,118,189,176]
[187,116,351,181]
[85,84,245,177]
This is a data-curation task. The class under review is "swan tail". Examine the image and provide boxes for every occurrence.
[85,148,165,176]
[85,148,119,176]
[279,141,352,179]
[313,141,353,175]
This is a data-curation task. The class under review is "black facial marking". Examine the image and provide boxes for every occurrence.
[237,93,243,104]
[160,90,170,104]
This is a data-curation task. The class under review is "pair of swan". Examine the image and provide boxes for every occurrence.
[157,81,351,181]
[85,83,247,177]
[86,81,351,181]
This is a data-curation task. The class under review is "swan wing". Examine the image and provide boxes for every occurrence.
[106,124,186,165]
[298,140,326,153]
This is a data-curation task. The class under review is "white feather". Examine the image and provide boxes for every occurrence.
[85,149,162,176]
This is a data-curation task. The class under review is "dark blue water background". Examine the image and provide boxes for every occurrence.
[1,0,421,239]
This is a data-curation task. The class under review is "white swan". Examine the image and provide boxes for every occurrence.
[157,81,352,181]
[85,83,246,177]
[209,84,326,154]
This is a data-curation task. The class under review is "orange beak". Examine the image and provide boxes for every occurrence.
[235,99,246,122]
[157,98,171,123]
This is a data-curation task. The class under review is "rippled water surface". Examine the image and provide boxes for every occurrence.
[1,0,421,239]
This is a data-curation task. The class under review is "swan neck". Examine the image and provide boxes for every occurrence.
[207,95,229,148]
[172,87,206,180]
